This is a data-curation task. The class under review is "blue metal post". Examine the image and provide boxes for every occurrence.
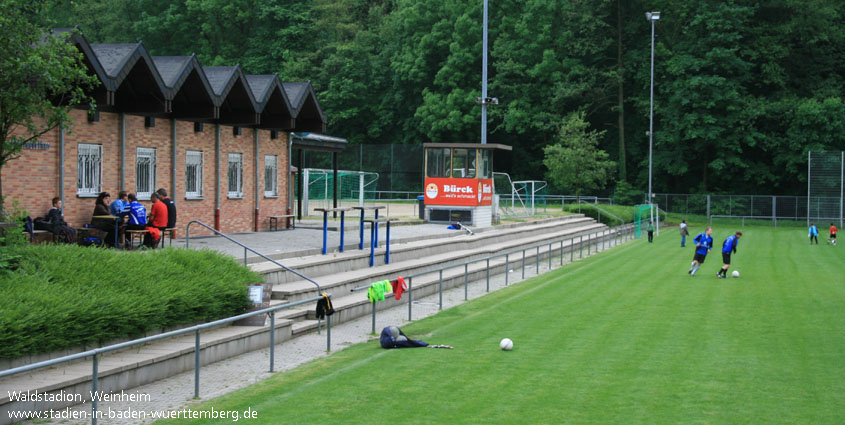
[385,221,391,264]
[339,210,345,252]
[369,223,375,267]
[321,210,328,255]
[374,208,380,248]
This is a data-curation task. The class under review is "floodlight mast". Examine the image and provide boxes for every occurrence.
[646,11,660,227]
[481,0,489,144]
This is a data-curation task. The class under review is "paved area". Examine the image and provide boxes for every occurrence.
[20,249,588,425]
[171,222,461,260]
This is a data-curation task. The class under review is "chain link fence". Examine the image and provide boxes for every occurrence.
[299,144,423,193]
[653,193,814,226]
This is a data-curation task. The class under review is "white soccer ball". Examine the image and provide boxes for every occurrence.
[732,270,740,278]
[500,338,514,351]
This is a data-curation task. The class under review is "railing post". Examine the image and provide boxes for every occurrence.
[464,264,468,301]
[486,259,490,292]
[439,270,443,310]
[326,313,332,352]
[194,329,201,399]
[91,353,99,425]
[359,209,365,250]
[408,277,413,321]
[506,254,509,285]
[580,235,583,259]
[244,247,247,265]
[570,238,574,262]
[536,246,540,274]
[588,233,591,255]
[522,249,526,279]
[560,240,564,265]
[371,300,376,334]
[548,243,552,269]
[269,312,275,372]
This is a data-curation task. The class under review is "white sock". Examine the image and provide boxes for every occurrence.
[691,264,700,275]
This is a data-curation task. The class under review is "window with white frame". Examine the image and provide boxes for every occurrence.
[136,147,157,199]
[77,143,102,196]
[228,153,243,198]
[186,150,203,198]
[264,155,278,197]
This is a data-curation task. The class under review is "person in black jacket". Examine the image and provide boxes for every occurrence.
[46,197,76,243]
[156,188,177,230]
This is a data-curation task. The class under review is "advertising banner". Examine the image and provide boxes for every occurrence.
[424,177,493,206]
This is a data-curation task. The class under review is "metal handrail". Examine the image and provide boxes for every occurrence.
[185,220,322,293]
[0,293,333,424]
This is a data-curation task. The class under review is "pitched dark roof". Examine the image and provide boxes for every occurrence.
[57,28,322,130]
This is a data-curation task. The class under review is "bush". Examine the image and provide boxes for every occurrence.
[611,181,644,206]
[0,245,259,358]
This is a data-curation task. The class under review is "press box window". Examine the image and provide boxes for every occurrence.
[426,148,451,178]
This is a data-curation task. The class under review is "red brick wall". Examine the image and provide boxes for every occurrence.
[3,111,292,237]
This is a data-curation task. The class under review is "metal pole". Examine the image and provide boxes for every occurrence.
[91,354,99,425]
[536,246,540,274]
[548,243,552,269]
[580,235,583,259]
[464,264,468,300]
[408,277,413,320]
[371,300,376,334]
[522,249,525,279]
[647,13,658,227]
[269,312,275,372]
[481,0,489,144]
[194,330,200,398]
[486,259,490,292]
[439,270,443,310]
[327,313,332,352]
[505,254,509,285]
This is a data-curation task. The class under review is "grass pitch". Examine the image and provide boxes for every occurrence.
[156,226,844,425]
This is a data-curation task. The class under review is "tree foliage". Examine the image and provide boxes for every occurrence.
[44,0,845,196]
[543,112,616,201]
[0,0,98,216]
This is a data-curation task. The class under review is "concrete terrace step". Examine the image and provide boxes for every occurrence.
[269,221,610,303]
[252,215,598,285]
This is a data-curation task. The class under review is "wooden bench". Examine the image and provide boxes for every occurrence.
[269,215,295,231]
[125,229,149,250]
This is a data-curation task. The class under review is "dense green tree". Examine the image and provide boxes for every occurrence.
[543,112,615,201]
[0,0,98,217]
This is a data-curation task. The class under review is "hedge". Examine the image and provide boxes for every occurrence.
[564,203,666,226]
[0,245,259,359]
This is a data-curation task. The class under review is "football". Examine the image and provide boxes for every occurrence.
[500,338,514,351]
[732,270,740,278]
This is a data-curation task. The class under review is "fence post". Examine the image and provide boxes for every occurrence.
[371,300,376,334]
[706,195,711,221]
[408,277,413,321]
[194,330,201,398]
[91,353,99,425]
[506,254,509,285]
[522,249,526,279]
[570,238,574,262]
[588,233,591,255]
[486,259,490,292]
[464,264,468,301]
[548,243,552,269]
[580,235,583,259]
[536,246,540,274]
[269,311,275,372]
[772,196,777,227]
[439,270,443,310]
[327,313,332,352]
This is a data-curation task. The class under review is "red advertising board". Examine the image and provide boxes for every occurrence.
[424,177,494,206]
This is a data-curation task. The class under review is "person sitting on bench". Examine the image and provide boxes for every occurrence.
[46,197,76,244]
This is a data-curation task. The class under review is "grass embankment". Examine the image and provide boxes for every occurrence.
[157,226,844,425]
[0,245,259,359]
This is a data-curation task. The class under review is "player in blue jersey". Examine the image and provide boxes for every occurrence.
[688,226,713,277]
[717,231,742,278]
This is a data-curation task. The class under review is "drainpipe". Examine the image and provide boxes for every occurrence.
[171,119,177,197]
[119,113,125,189]
[288,132,293,217]
[59,124,65,208]
[215,124,221,230]
[254,128,260,232]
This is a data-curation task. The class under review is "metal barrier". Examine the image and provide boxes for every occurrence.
[185,220,322,293]
[350,224,635,334]
[0,295,332,425]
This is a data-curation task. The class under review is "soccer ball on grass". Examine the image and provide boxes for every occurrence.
[732,270,740,278]
[499,338,514,351]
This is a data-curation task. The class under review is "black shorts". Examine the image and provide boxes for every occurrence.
[722,253,731,265]
[693,253,707,264]
[832,234,837,239]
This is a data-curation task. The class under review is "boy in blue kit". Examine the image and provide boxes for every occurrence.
[717,231,742,278]
[688,226,713,277]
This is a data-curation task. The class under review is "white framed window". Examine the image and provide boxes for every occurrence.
[136,147,157,199]
[186,150,203,198]
[77,143,102,196]
[228,153,243,198]
[264,155,278,197]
